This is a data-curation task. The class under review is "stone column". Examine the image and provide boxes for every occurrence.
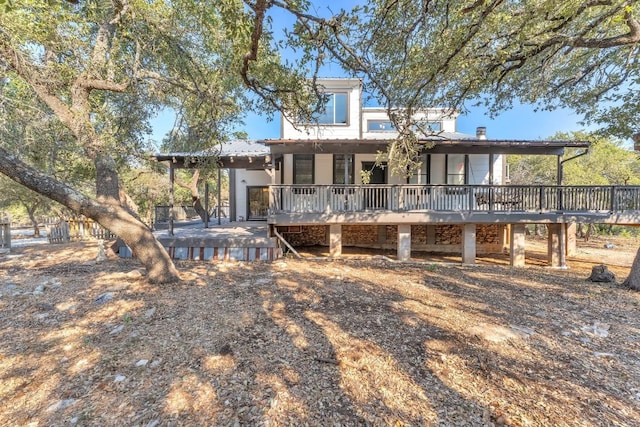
[329,224,342,257]
[510,224,526,267]
[462,224,476,265]
[397,224,411,261]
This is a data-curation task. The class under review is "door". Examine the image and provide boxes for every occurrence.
[362,162,388,209]
[247,186,269,220]
[362,161,387,185]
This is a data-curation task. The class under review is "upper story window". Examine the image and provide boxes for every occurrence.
[366,120,442,133]
[317,93,348,125]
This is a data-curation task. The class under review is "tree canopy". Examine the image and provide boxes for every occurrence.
[268,0,639,173]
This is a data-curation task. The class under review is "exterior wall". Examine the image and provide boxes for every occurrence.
[282,154,292,184]
[280,79,458,141]
[315,154,333,185]
[493,155,504,185]
[281,79,362,140]
[233,169,271,221]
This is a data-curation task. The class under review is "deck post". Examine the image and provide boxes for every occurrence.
[502,224,510,253]
[204,181,209,229]
[169,163,175,236]
[0,219,10,250]
[329,224,342,257]
[462,224,476,265]
[547,224,567,268]
[397,224,411,261]
[510,224,526,267]
[217,167,222,225]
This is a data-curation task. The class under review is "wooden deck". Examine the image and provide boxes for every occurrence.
[118,221,280,261]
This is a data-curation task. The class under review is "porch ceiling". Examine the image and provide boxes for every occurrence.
[261,138,589,155]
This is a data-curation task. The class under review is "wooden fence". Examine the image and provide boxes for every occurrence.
[48,219,116,243]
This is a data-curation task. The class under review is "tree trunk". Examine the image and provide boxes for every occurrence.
[623,247,640,291]
[175,169,208,222]
[0,147,180,283]
[27,206,40,238]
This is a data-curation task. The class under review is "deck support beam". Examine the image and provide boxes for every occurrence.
[462,224,476,265]
[397,224,411,261]
[329,224,342,257]
[510,224,526,267]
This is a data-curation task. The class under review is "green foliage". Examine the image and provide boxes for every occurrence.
[508,131,640,185]
[0,0,319,218]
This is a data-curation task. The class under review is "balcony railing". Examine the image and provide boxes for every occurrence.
[269,185,640,215]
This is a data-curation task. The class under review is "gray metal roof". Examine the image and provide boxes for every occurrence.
[154,139,269,161]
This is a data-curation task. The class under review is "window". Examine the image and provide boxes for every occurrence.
[366,120,442,133]
[333,154,354,184]
[446,154,466,185]
[367,120,396,132]
[293,154,314,184]
[317,93,348,124]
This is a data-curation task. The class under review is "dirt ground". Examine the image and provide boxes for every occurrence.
[1,235,639,426]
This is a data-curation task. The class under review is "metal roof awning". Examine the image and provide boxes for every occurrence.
[261,138,590,156]
[153,140,271,169]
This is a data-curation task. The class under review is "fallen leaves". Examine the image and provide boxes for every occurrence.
[1,236,639,426]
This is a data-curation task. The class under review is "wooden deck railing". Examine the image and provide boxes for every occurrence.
[269,185,640,215]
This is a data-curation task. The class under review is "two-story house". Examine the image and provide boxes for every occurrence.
[156,78,638,266]
[227,78,585,266]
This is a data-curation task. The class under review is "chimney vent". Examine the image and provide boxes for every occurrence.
[476,126,487,140]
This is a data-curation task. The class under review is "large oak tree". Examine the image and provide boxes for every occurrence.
[0,0,321,283]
